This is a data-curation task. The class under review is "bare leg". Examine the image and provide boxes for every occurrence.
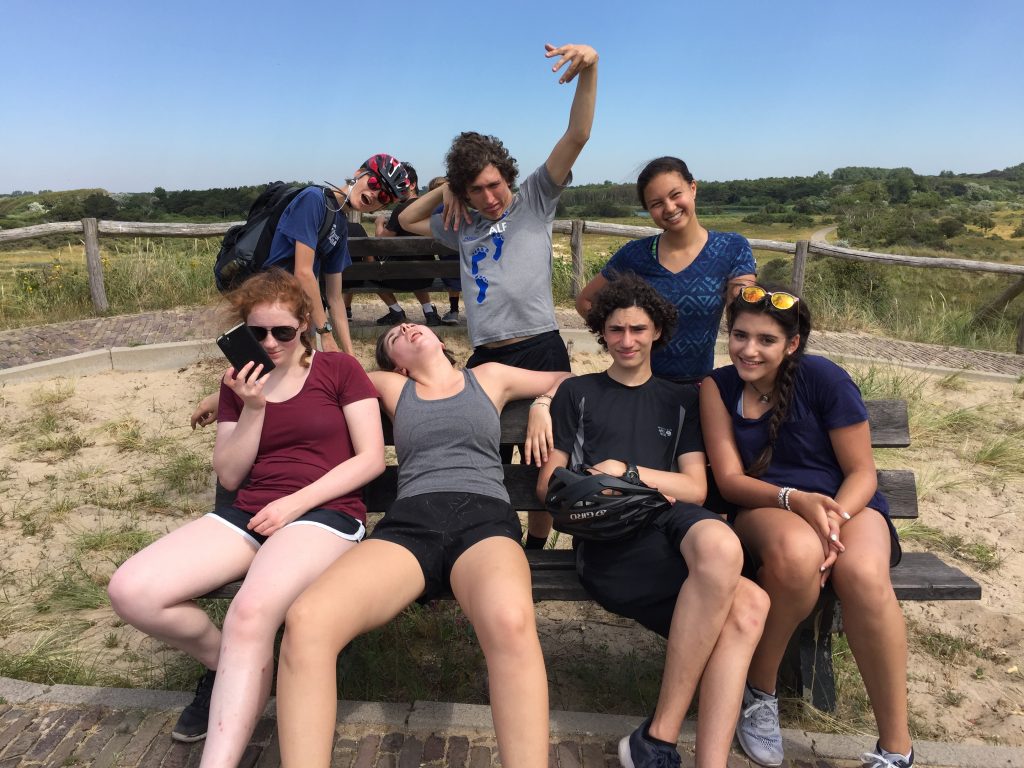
[451,537,548,768]
[733,508,823,692]
[831,513,911,755]
[198,525,358,768]
[693,578,769,768]
[526,510,553,540]
[107,516,256,668]
[648,521,744,744]
[277,540,425,768]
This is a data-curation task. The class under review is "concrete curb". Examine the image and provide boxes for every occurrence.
[1,677,1019,767]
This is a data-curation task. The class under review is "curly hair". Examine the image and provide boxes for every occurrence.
[224,269,314,367]
[445,132,518,202]
[725,285,813,477]
[585,273,677,351]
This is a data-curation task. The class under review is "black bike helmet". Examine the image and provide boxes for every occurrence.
[361,153,413,202]
[544,467,671,542]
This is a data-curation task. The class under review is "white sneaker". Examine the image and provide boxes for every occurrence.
[862,744,914,768]
[735,685,784,766]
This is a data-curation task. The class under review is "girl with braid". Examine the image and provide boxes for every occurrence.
[700,287,912,768]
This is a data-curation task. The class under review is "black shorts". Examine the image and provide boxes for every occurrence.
[466,330,571,373]
[369,492,521,602]
[207,502,365,548]
[576,502,727,638]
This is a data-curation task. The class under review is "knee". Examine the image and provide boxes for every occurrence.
[759,535,821,591]
[476,601,536,651]
[221,591,279,645]
[831,555,894,606]
[687,527,744,592]
[107,564,153,624]
[727,579,770,639]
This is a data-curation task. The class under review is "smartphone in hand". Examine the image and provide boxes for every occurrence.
[216,323,275,379]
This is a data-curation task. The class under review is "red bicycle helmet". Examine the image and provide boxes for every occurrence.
[360,153,413,202]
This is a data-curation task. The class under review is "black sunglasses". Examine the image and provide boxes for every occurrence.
[247,325,300,342]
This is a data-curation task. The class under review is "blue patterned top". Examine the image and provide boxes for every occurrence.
[602,231,755,379]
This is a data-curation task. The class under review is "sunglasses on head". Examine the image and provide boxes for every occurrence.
[739,285,799,311]
[363,172,396,205]
[247,325,300,342]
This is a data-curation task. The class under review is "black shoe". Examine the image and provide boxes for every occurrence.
[171,669,215,743]
[376,308,407,326]
[346,307,353,320]
[424,308,442,326]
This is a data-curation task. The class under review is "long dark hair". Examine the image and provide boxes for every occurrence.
[725,288,812,477]
[374,328,456,372]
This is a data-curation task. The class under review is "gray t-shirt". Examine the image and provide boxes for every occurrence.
[431,164,569,347]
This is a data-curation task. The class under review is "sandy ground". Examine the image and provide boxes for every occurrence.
[0,340,1021,745]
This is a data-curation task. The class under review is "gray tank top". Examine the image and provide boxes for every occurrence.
[393,369,508,502]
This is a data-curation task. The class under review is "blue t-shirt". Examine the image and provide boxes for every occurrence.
[602,231,755,380]
[265,187,350,276]
[707,355,889,516]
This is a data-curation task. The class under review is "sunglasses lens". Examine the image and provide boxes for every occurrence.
[741,286,766,303]
[248,326,268,341]
[770,293,797,310]
[272,327,298,342]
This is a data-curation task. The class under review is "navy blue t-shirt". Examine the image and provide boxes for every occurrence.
[602,231,755,380]
[265,187,351,276]
[707,355,889,515]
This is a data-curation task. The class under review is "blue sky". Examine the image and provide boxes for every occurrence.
[2,0,1021,193]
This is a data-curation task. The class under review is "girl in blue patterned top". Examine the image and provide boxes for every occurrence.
[700,287,912,768]
[576,157,756,382]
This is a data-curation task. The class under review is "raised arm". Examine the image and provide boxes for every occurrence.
[543,42,598,186]
[396,185,445,236]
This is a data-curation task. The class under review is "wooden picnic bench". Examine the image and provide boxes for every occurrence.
[203,396,981,712]
[340,236,458,294]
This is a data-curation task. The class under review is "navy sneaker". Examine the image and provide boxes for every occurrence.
[424,308,442,326]
[618,718,681,768]
[171,669,215,742]
[375,308,407,326]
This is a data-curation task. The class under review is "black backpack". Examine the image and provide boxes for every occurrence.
[213,182,337,293]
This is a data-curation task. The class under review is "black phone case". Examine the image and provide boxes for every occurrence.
[216,322,276,377]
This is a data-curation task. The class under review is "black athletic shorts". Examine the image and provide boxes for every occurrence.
[368,491,521,602]
[576,502,727,638]
[207,501,365,548]
[465,330,571,373]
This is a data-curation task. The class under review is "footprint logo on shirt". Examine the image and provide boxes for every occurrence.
[490,232,504,262]
[471,246,488,276]
[475,275,490,303]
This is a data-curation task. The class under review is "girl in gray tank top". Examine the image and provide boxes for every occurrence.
[393,369,508,501]
[275,322,571,768]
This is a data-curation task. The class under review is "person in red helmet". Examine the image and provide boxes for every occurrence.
[263,153,412,354]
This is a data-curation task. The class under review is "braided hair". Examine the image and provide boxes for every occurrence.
[725,288,812,477]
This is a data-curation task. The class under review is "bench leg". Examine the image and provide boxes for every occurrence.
[779,589,838,711]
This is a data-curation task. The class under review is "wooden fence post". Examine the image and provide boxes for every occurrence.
[1017,311,1024,355]
[82,218,109,313]
[570,219,584,298]
[971,275,1024,327]
[792,240,809,295]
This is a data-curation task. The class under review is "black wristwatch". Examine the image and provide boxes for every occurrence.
[621,463,641,485]
[316,321,333,335]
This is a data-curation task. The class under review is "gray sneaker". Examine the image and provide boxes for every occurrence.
[736,685,783,766]
[862,744,914,768]
[440,310,460,325]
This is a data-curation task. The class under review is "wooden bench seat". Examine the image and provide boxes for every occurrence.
[341,237,457,294]
[201,397,981,712]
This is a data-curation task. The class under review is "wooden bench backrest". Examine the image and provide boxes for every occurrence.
[366,398,918,520]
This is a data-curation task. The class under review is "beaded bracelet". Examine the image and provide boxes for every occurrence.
[777,486,795,511]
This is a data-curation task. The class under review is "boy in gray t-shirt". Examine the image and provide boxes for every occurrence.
[399,41,598,549]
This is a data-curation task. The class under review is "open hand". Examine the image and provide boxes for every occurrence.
[544,43,598,83]
[441,184,471,232]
